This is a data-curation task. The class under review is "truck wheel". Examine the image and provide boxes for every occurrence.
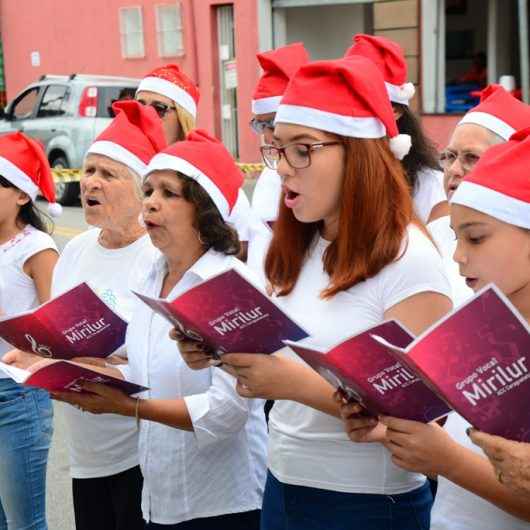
[52,156,79,206]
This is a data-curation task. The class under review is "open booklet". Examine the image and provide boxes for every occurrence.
[0,283,128,360]
[0,360,146,395]
[286,284,530,441]
[134,267,308,357]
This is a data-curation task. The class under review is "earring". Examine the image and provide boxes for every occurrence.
[197,231,206,246]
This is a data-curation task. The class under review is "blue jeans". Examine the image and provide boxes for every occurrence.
[261,470,432,530]
[0,380,53,530]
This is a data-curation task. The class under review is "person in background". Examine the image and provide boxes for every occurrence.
[429,84,530,305]
[48,101,165,530]
[7,130,269,530]
[136,64,255,260]
[247,42,310,282]
[178,56,452,529]
[346,34,447,224]
[250,42,310,227]
[0,132,60,530]
[136,64,199,144]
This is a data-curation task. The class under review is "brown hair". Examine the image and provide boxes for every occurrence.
[265,137,417,298]
[177,173,241,256]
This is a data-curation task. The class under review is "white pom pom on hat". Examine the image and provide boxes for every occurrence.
[389,134,412,160]
[47,202,63,218]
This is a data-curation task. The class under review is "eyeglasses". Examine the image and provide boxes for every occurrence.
[138,100,177,118]
[260,142,342,170]
[439,150,481,173]
[249,117,275,135]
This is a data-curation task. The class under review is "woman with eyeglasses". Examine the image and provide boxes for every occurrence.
[429,84,530,306]
[0,132,60,530]
[249,43,309,228]
[176,56,452,530]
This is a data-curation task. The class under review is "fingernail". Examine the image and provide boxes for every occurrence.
[208,359,223,367]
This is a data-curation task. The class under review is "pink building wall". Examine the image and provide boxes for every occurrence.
[0,0,261,161]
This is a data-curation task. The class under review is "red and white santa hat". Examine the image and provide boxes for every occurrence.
[458,84,530,140]
[252,42,310,115]
[451,127,530,229]
[275,56,412,159]
[0,132,62,217]
[87,100,167,177]
[146,129,243,221]
[137,64,200,119]
[345,34,415,106]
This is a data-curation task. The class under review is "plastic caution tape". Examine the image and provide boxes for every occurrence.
[52,168,82,182]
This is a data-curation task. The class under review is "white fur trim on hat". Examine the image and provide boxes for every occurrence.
[458,111,515,141]
[275,104,386,139]
[451,180,530,229]
[389,134,412,160]
[146,153,230,220]
[87,141,147,177]
[137,77,197,118]
[252,96,283,115]
[385,82,415,106]
[0,155,39,200]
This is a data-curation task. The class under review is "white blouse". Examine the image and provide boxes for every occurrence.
[121,249,268,525]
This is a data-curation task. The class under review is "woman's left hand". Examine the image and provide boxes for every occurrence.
[469,429,530,495]
[221,353,303,400]
[380,416,460,476]
[52,381,136,416]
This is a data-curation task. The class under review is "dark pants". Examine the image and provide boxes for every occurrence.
[145,510,260,530]
[261,470,432,530]
[72,465,144,530]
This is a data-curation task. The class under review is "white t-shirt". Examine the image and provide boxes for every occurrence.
[428,215,473,307]
[120,249,268,525]
[52,228,158,478]
[229,189,254,242]
[251,167,282,224]
[268,225,451,494]
[0,226,58,369]
[431,413,530,530]
[413,167,446,224]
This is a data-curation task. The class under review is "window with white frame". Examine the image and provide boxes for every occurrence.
[119,6,145,59]
[155,3,184,58]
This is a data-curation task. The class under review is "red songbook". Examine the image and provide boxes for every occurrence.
[0,360,146,395]
[0,283,128,359]
[134,268,308,356]
[286,285,530,441]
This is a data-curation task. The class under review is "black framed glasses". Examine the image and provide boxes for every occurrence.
[260,141,342,170]
[138,100,177,118]
[439,150,481,173]
[249,117,275,135]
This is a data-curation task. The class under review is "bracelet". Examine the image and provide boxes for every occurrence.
[135,397,141,429]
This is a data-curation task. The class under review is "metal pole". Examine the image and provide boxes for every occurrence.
[487,0,497,85]
[519,0,529,103]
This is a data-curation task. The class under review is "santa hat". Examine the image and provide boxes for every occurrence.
[451,127,530,229]
[275,56,412,160]
[146,129,243,221]
[252,42,310,115]
[87,100,167,177]
[137,64,200,119]
[0,132,62,217]
[458,85,530,140]
[345,34,415,106]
